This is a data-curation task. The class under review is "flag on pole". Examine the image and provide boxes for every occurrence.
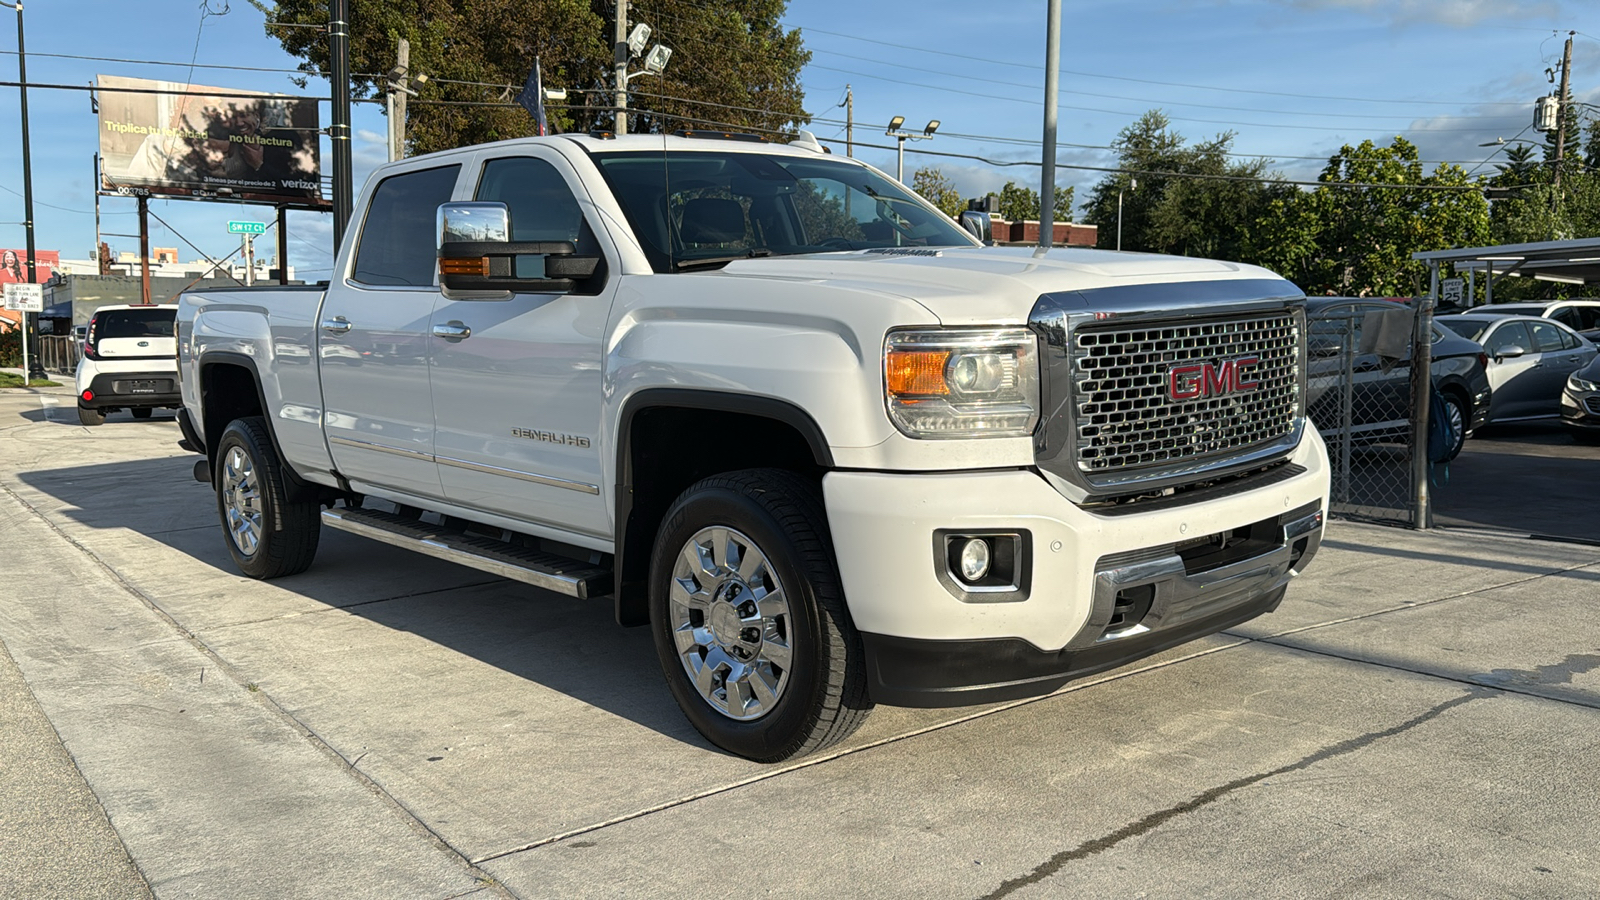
[515,58,551,136]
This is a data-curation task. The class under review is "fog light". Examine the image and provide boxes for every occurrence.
[81,389,94,402]
[958,538,991,582]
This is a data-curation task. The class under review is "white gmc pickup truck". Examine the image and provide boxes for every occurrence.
[177,132,1329,762]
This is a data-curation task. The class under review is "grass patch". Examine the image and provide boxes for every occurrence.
[0,372,61,388]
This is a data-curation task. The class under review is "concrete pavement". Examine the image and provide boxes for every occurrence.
[1,381,1597,898]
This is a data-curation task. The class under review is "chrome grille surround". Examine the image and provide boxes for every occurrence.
[1029,279,1308,501]
[1073,312,1300,472]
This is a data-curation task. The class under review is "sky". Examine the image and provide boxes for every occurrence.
[0,0,1596,281]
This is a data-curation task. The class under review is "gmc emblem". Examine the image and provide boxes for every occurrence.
[1168,356,1260,400]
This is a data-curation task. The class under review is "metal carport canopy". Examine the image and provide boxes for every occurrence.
[1413,237,1600,298]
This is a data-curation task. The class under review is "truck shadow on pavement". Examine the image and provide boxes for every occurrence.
[17,454,712,752]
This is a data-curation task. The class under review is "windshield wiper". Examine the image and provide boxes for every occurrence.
[671,248,772,271]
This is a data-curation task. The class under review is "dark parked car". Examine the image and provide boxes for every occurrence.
[1436,314,1598,425]
[1559,354,1600,443]
[1307,298,1492,461]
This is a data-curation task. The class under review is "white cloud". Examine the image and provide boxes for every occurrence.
[1286,0,1564,27]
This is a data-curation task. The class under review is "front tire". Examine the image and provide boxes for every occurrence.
[214,416,320,579]
[649,469,871,762]
[1439,392,1468,462]
[77,405,106,426]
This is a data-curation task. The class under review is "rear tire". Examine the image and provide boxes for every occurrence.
[131,408,152,419]
[649,468,871,762]
[214,416,320,579]
[77,405,106,427]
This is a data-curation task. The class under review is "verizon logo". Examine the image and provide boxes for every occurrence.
[1168,356,1261,401]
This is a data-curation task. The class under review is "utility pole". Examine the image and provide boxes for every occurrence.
[387,37,409,161]
[845,84,853,158]
[329,0,353,249]
[1552,31,1573,195]
[5,0,44,378]
[614,0,629,135]
[1038,0,1061,251]
[137,196,150,305]
[93,153,101,268]
[244,232,255,287]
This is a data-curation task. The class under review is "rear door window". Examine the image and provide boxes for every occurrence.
[1526,320,1567,353]
[351,164,461,287]
[1484,321,1532,355]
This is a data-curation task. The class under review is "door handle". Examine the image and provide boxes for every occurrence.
[432,321,472,341]
[321,316,352,336]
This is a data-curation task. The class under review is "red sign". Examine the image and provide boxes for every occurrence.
[0,249,58,331]
[0,249,57,285]
[1168,356,1260,401]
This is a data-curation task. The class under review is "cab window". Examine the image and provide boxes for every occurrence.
[474,156,607,293]
[352,164,461,287]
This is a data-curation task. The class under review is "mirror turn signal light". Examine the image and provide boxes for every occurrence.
[439,256,490,276]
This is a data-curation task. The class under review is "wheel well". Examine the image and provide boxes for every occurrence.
[200,362,263,468]
[615,404,828,626]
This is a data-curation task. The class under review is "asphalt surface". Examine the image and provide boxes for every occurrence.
[2,378,1598,899]
[1433,420,1600,542]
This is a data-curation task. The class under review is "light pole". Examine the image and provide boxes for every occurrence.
[1116,177,1137,251]
[1,0,42,380]
[886,116,938,182]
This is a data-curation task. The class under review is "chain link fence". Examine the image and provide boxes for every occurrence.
[1307,302,1427,526]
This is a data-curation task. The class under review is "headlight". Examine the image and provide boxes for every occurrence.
[1570,372,1599,393]
[884,328,1039,438]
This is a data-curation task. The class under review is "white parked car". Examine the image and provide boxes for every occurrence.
[75,303,179,426]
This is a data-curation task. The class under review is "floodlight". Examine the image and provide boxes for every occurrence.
[543,87,568,102]
[924,120,940,136]
[627,23,652,57]
[643,44,673,74]
[887,115,905,132]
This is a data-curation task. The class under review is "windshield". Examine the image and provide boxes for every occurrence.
[591,149,977,273]
[92,307,175,343]
[1440,319,1488,342]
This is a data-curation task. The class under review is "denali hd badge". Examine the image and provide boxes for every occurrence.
[1168,356,1260,401]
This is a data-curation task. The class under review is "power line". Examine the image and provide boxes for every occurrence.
[0,49,308,75]
[805,47,1521,123]
[807,64,1523,134]
[788,22,1528,108]
[615,104,1503,193]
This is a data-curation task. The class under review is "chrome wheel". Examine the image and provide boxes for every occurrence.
[669,526,792,721]
[220,446,263,557]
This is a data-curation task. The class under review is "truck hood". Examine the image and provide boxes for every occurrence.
[710,246,1294,324]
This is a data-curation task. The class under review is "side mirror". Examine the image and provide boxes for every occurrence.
[437,201,599,298]
[1495,345,1527,362]
[959,210,993,244]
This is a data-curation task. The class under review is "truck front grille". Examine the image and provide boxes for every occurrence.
[1071,312,1300,473]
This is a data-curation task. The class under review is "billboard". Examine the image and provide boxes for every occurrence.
[0,250,57,332]
[97,74,328,208]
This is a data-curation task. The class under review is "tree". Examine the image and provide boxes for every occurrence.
[1288,138,1489,296]
[995,181,1072,223]
[250,0,811,155]
[1081,110,1280,260]
[910,166,963,218]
